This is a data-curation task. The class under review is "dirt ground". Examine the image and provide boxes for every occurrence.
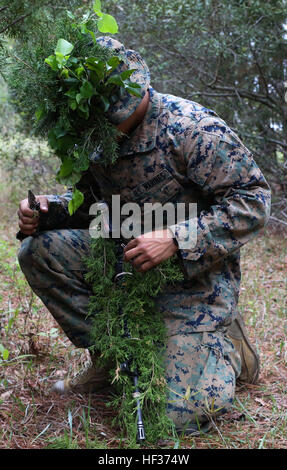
[0,219,286,449]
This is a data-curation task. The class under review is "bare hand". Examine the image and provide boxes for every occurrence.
[124,229,178,272]
[17,195,49,236]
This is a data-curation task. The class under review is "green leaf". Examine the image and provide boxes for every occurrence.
[55,52,67,68]
[107,75,141,97]
[106,56,121,73]
[49,130,77,153]
[64,89,77,99]
[78,101,89,118]
[85,57,100,69]
[87,29,96,43]
[99,95,110,112]
[68,99,77,110]
[45,55,58,71]
[67,57,78,65]
[2,349,9,361]
[68,189,84,215]
[93,0,102,12]
[59,172,82,186]
[80,81,94,99]
[85,58,106,80]
[97,14,118,34]
[53,127,67,139]
[60,68,69,79]
[48,130,57,149]
[75,66,85,78]
[66,10,75,20]
[35,107,44,121]
[107,74,124,87]
[76,93,82,104]
[80,22,89,35]
[58,158,74,178]
[55,39,74,56]
[119,69,136,80]
[0,344,9,360]
[82,12,91,22]
[124,82,142,97]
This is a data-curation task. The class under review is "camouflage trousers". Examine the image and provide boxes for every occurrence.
[18,229,241,430]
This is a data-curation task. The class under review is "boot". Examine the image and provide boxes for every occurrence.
[227,313,260,384]
[51,352,112,394]
[176,420,213,436]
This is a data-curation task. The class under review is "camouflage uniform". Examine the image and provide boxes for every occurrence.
[18,86,271,430]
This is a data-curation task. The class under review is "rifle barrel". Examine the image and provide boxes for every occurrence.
[114,240,146,443]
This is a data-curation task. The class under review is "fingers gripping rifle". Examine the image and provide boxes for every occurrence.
[114,241,146,443]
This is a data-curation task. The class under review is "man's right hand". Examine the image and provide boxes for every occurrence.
[17,195,49,236]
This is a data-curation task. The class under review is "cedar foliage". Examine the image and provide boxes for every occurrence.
[1,14,120,175]
[84,237,184,443]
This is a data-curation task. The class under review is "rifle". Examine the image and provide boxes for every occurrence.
[16,190,40,241]
[98,201,145,442]
[114,240,146,443]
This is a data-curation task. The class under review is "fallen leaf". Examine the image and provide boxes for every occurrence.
[0,390,13,400]
[54,369,67,377]
[254,397,270,408]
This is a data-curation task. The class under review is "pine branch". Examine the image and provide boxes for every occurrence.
[0,12,32,35]
[0,2,62,35]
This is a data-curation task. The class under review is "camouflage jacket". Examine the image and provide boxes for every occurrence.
[39,87,271,334]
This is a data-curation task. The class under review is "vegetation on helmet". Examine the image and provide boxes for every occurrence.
[3,1,141,214]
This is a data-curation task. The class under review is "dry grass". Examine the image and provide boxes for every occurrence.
[0,199,287,449]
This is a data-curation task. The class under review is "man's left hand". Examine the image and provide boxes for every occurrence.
[124,229,178,272]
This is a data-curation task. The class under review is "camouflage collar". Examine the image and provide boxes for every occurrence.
[118,87,160,157]
[89,88,160,164]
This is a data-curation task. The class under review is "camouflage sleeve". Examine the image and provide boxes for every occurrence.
[169,117,271,277]
[38,169,100,231]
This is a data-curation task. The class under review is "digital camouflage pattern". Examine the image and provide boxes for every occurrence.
[165,329,240,428]
[18,228,241,428]
[96,36,151,125]
[18,87,270,428]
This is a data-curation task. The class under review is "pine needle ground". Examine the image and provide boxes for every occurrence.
[0,188,286,449]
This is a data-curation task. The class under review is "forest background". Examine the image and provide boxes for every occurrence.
[0,0,286,450]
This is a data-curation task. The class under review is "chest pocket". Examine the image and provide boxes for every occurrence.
[130,169,182,207]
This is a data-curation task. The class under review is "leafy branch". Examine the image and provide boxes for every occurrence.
[25,2,142,215]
